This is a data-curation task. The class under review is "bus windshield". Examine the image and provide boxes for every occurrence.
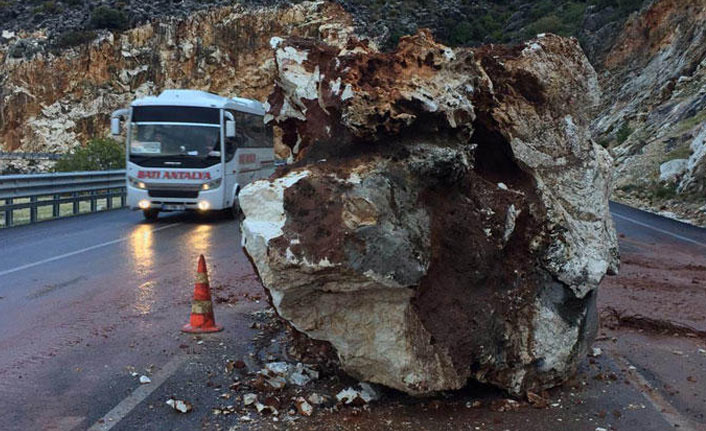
[129,124,221,158]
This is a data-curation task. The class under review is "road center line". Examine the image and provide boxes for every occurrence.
[87,354,187,431]
[612,213,706,249]
[0,223,181,277]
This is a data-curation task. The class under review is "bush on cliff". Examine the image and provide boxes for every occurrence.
[54,138,125,172]
[89,6,128,30]
[53,30,97,49]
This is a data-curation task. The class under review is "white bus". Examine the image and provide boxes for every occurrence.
[111,90,274,220]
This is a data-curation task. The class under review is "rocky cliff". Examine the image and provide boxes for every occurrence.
[592,0,706,225]
[0,1,353,172]
[240,31,618,396]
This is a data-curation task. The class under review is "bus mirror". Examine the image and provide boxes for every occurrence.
[111,118,121,136]
[225,120,236,138]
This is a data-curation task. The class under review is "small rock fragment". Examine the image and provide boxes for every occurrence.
[336,383,380,405]
[166,398,192,414]
[255,402,278,415]
[295,397,313,416]
[491,398,521,412]
[265,362,290,375]
[527,391,549,408]
[590,347,602,357]
[243,393,258,406]
[307,393,326,405]
[139,375,151,384]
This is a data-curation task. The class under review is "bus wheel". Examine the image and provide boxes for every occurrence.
[143,209,159,221]
[231,200,242,220]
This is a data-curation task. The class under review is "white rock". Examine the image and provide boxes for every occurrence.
[659,159,688,183]
[590,347,602,357]
[307,393,326,405]
[166,398,192,413]
[243,393,258,406]
[265,362,290,376]
[139,375,151,384]
[336,383,380,404]
[295,397,313,416]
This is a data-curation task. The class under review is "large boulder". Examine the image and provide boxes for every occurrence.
[240,30,619,396]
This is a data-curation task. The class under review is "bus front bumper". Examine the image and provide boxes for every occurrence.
[127,186,225,211]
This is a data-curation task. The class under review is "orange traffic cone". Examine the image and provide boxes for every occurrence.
[182,255,223,333]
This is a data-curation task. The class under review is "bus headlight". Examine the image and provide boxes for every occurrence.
[138,199,151,209]
[197,201,210,211]
[128,177,147,189]
[201,178,222,191]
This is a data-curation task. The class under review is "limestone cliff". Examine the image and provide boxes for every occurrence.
[0,1,353,172]
[592,0,706,225]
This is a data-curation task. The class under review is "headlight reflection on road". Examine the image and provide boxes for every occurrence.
[130,225,156,316]
[130,225,154,275]
[187,224,214,256]
[135,281,156,316]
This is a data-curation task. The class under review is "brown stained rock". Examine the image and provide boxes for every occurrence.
[241,31,618,396]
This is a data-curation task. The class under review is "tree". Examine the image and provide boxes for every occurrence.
[54,138,125,172]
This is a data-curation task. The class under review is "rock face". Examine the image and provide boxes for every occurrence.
[241,31,618,396]
[592,0,706,224]
[0,2,353,172]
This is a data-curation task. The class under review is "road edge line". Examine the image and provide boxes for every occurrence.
[614,355,700,431]
[87,353,187,431]
[612,213,706,249]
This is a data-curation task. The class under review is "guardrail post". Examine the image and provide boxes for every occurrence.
[6,198,13,227]
[72,192,79,215]
[107,191,113,210]
[121,193,126,208]
[90,190,97,213]
[29,196,38,223]
[53,194,60,217]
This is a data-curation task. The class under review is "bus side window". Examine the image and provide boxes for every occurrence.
[234,111,265,148]
[265,124,273,146]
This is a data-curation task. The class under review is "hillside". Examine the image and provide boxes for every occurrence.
[0,0,644,58]
[1,0,704,225]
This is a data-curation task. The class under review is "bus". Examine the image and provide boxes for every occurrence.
[111,89,274,220]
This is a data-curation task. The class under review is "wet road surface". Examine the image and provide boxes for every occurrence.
[0,209,263,430]
[0,204,704,430]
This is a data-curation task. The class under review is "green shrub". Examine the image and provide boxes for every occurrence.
[54,138,125,172]
[53,30,96,48]
[648,182,677,200]
[89,6,128,30]
[616,121,633,144]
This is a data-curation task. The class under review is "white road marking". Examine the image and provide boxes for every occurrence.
[612,213,706,249]
[616,356,700,431]
[87,354,187,431]
[0,223,181,277]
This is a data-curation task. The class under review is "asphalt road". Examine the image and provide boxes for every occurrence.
[0,209,263,431]
[0,203,703,431]
[609,201,706,252]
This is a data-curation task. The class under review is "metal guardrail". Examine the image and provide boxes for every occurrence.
[0,152,63,161]
[0,170,126,228]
